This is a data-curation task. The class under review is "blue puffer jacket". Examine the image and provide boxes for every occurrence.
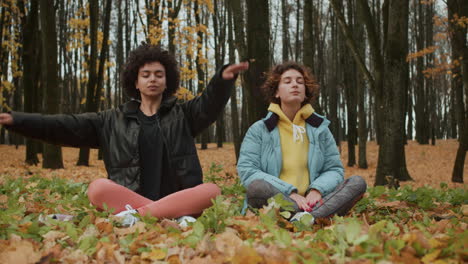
[237,110,344,199]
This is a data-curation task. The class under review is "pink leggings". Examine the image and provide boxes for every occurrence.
[87,178,221,219]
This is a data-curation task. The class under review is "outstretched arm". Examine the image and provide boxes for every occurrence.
[1,111,103,148]
[183,62,249,136]
[221,62,249,80]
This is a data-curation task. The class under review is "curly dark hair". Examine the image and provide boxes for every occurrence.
[261,61,319,105]
[122,44,180,99]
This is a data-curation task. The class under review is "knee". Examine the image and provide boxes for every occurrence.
[348,175,367,194]
[87,178,113,204]
[246,179,279,200]
[246,179,268,198]
[204,183,222,197]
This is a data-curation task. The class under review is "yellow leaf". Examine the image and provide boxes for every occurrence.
[428,238,443,248]
[141,248,166,261]
[232,246,263,264]
[422,249,441,263]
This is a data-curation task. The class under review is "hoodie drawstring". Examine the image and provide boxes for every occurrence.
[292,124,306,143]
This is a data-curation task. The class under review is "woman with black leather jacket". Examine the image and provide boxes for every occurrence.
[0,44,248,227]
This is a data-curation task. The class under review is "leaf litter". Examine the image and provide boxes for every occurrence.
[0,140,466,263]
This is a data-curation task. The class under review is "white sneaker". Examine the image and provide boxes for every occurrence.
[177,216,197,228]
[115,204,139,227]
[38,214,74,223]
[290,211,315,225]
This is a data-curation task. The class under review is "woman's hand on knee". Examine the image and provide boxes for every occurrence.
[289,192,311,211]
[305,189,322,209]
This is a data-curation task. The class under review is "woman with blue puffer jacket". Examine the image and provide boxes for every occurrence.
[237,61,367,223]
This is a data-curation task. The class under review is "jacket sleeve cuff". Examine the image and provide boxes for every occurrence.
[286,186,298,195]
[308,184,326,197]
[211,64,237,88]
[6,112,42,133]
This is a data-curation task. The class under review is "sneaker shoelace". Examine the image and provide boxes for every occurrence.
[115,204,139,227]
[290,211,315,225]
[177,216,197,228]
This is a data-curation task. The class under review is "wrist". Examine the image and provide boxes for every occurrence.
[307,188,321,195]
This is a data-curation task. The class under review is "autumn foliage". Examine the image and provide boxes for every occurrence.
[0,142,467,263]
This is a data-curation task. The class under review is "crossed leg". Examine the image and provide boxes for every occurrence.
[246,175,367,218]
[87,178,221,219]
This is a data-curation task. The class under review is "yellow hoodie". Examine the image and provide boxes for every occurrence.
[268,103,314,195]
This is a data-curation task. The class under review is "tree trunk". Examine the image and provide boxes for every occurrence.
[0,5,10,145]
[96,0,112,103]
[449,86,458,138]
[213,0,226,148]
[124,0,131,62]
[245,0,269,126]
[281,0,290,61]
[414,1,429,144]
[227,4,240,160]
[167,0,183,55]
[39,0,63,169]
[354,0,368,169]
[227,0,249,143]
[115,0,124,105]
[303,0,314,71]
[329,9,340,145]
[77,0,99,166]
[193,0,208,149]
[344,0,357,166]
[294,0,301,61]
[375,0,412,185]
[97,0,112,160]
[448,0,468,183]
[21,0,40,165]
[357,71,368,169]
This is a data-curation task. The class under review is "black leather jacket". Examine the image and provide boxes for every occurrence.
[7,67,235,193]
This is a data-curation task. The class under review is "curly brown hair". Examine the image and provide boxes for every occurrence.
[261,61,319,105]
[122,44,180,100]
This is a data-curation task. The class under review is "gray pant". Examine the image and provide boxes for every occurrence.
[246,176,367,218]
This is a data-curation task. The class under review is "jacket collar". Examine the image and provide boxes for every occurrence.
[122,96,177,118]
[263,112,323,132]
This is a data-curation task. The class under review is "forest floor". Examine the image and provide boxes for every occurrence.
[0,140,467,263]
[0,139,465,188]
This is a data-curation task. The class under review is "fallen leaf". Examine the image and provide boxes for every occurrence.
[42,231,66,242]
[167,254,182,264]
[96,221,113,233]
[232,245,263,264]
[161,218,181,230]
[0,239,41,264]
[422,249,441,263]
[141,248,167,261]
[114,221,147,236]
[0,194,7,203]
[378,200,408,208]
[462,204,468,216]
[60,249,89,263]
[214,229,243,258]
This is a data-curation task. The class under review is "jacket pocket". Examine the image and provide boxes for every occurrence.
[171,154,203,189]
